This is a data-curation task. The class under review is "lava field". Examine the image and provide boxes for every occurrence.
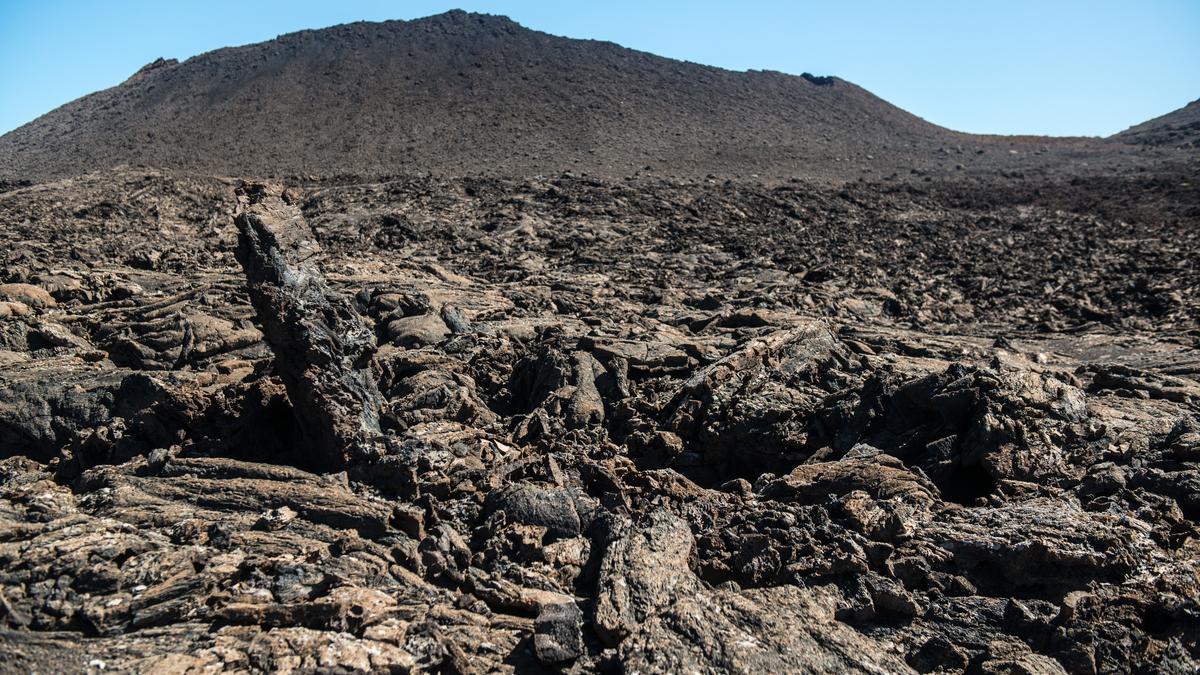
[0,166,1196,673]
[1,9,1199,675]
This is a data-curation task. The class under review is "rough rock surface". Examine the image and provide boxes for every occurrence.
[0,154,1197,673]
[233,182,385,469]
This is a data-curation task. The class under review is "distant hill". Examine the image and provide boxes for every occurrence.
[0,10,1187,182]
[0,11,958,181]
[1113,99,1200,149]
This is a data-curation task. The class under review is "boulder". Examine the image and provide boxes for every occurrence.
[0,283,55,309]
[386,313,450,347]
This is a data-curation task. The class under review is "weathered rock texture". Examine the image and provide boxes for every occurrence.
[234,182,384,469]
[0,164,1197,673]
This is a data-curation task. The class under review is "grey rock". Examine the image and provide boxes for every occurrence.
[534,598,584,663]
[234,183,385,469]
[386,313,450,347]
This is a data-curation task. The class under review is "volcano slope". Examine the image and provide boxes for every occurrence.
[0,9,1189,184]
[0,162,1197,674]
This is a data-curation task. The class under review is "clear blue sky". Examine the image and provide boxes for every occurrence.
[1,0,1197,137]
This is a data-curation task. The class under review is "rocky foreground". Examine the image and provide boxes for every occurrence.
[0,168,1197,673]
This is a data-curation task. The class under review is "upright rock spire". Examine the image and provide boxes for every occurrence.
[233,182,384,469]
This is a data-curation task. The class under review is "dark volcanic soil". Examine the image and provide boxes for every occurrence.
[0,10,1192,183]
[1,9,1200,675]
[1115,98,1200,149]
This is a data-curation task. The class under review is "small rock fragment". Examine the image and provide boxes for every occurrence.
[534,598,584,663]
